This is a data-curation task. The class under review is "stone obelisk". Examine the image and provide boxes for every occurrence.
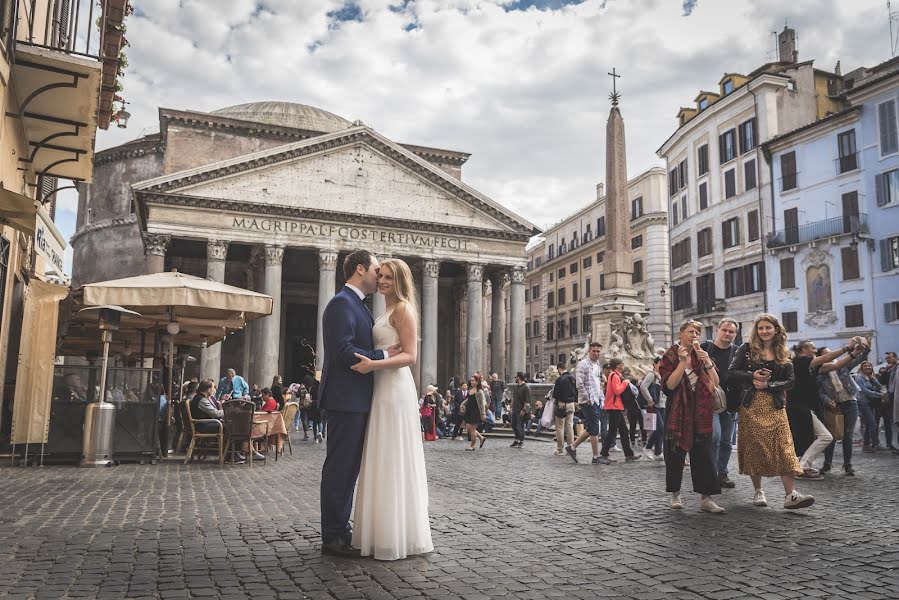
[590,69,657,376]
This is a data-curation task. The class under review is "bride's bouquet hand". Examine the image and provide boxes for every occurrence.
[352,353,375,374]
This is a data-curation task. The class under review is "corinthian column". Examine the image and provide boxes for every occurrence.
[316,250,339,371]
[508,266,526,377]
[466,264,484,378]
[420,260,440,388]
[143,233,170,274]
[489,272,506,379]
[259,245,284,387]
[200,240,229,381]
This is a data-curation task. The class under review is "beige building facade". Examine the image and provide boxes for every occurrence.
[1,1,125,445]
[514,167,671,378]
[657,27,845,340]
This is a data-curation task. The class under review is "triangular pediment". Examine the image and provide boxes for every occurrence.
[134,127,536,236]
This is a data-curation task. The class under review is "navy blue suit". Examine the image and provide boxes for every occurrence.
[319,286,385,542]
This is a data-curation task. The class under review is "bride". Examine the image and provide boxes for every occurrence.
[350,258,434,560]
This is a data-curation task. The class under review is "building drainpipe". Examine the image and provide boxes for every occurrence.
[749,86,769,313]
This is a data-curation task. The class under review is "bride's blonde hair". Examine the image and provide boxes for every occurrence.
[379,258,418,328]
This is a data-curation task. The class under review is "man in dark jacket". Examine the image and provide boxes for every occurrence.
[552,362,578,456]
[510,372,530,448]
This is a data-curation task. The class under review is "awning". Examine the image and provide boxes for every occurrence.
[0,187,39,236]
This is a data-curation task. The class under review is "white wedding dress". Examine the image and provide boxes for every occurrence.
[352,307,433,560]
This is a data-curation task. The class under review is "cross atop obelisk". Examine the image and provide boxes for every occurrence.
[608,67,621,106]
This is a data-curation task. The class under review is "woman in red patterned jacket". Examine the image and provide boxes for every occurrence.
[596,358,640,464]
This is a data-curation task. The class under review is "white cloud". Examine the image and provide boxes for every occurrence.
[97,0,891,229]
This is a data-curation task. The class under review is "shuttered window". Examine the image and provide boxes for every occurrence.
[744,159,757,191]
[841,246,860,280]
[739,118,757,154]
[886,301,899,323]
[719,129,737,163]
[782,312,798,333]
[781,151,797,190]
[875,169,899,206]
[881,236,899,272]
[748,210,759,242]
[633,260,643,283]
[722,218,740,249]
[845,305,864,328]
[780,257,796,289]
[697,227,713,257]
[698,144,709,176]
[0,236,8,335]
[878,99,899,156]
[699,182,708,210]
[724,168,736,198]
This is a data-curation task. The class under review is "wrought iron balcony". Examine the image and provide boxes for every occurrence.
[836,152,859,174]
[766,214,869,249]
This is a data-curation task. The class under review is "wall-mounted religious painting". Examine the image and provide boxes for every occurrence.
[802,248,837,328]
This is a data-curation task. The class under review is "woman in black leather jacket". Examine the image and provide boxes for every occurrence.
[728,313,814,511]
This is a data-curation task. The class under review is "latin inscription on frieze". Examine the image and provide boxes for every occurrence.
[232,218,471,251]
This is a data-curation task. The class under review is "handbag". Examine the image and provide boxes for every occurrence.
[554,401,568,418]
[712,386,727,414]
[419,404,433,417]
[643,411,657,431]
[823,406,845,441]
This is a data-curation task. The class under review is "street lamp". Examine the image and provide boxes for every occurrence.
[77,305,142,467]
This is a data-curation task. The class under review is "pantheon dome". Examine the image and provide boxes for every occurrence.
[211,101,353,134]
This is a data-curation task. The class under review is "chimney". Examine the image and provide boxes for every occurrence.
[778,25,798,64]
[596,182,605,201]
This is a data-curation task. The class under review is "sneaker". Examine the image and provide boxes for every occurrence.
[844,464,855,476]
[553,449,564,456]
[252,451,266,461]
[719,474,736,489]
[820,463,832,474]
[783,490,815,510]
[235,452,246,461]
[752,490,768,507]
[642,447,656,461]
[315,434,323,443]
[510,441,520,448]
[610,444,622,452]
[670,492,683,509]
[796,469,824,481]
[595,456,612,465]
[591,456,604,464]
[625,454,642,462]
[565,445,578,463]
[700,498,725,514]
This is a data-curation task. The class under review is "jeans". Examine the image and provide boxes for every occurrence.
[665,436,721,496]
[858,400,878,447]
[710,411,735,477]
[824,400,859,467]
[645,408,666,455]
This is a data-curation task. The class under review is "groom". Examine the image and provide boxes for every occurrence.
[319,249,397,557]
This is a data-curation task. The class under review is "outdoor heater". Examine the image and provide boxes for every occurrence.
[77,305,142,467]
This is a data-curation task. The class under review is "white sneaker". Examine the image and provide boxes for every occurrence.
[752,490,768,507]
[252,451,266,460]
[783,490,815,510]
[611,444,622,452]
[700,497,725,514]
[642,447,656,461]
[670,492,684,509]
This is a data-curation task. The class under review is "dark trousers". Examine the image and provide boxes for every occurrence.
[628,410,647,444]
[665,436,721,496]
[824,400,859,467]
[600,410,634,457]
[320,411,368,542]
[450,414,464,438]
[645,407,666,454]
[511,412,525,442]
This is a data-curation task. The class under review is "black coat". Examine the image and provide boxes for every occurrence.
[728,343,795,411]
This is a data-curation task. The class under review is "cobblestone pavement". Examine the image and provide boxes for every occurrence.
[1,433,898,599]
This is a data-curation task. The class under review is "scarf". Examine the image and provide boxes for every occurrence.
[659,344,715,452]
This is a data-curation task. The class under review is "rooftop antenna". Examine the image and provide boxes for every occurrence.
[767,30,779,62]
[890,1,899,57]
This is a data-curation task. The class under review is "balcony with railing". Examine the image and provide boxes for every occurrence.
[766,214,869,249]
[4,0,131,182]
[836,152,859,175]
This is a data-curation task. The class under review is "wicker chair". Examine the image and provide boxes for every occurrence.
[183,401,225,465]
[281,401,300,456]
[223,400,268,467]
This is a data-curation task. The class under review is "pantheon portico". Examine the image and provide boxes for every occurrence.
[71,102,536,389]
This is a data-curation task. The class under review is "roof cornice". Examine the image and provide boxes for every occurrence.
[133,126,538,235]
[762,106,862,154]
[134,191,533,243]
[95,136,163,165]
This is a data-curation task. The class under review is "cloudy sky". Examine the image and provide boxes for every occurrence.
[56,0,892,272]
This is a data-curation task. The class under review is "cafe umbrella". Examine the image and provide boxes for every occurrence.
[80,270,273,453]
